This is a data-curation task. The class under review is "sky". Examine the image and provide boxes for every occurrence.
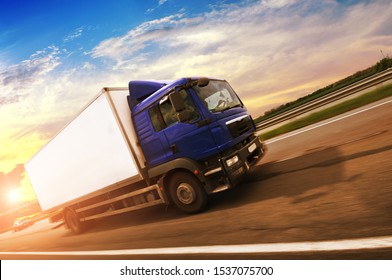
[1,0,391,208]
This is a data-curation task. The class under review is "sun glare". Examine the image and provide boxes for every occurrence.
[8,189,21,204]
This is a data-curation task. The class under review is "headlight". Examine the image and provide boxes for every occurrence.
[226,155,239,167]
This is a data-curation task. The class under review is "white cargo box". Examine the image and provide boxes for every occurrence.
[25,88,145,211]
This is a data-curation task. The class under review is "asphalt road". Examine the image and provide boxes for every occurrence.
[1,97,392,259]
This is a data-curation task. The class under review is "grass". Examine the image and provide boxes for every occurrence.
[260,83,392,140]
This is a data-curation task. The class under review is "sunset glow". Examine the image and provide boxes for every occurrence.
[7,189,20,204]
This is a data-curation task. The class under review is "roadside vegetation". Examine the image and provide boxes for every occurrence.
[255,56,392,123]
[260,83,392,140]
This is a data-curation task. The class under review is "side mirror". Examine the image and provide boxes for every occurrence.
[197,77,209,87]
[169,90,185,112]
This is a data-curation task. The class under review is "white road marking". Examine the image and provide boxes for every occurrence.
[2,235,392,256]
[265,99,392,144]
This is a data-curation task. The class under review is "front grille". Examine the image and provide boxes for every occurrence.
[227,116,253,138]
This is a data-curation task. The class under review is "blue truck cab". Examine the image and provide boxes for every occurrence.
[128,77,265,213]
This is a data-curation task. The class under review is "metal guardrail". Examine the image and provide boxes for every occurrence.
[256,68,392,131]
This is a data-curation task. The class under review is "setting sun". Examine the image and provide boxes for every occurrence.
[7,189,20,204]
[5,173,37,205]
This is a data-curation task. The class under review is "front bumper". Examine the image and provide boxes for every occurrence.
[222,136,265,185]
[204,136,266,194]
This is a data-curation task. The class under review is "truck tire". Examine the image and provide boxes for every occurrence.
[169,172,208,213]
[64,208,85,234]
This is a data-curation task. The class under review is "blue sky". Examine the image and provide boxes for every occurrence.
[1,1,159,60]
[0,0,230,64]
[0,0,392,203]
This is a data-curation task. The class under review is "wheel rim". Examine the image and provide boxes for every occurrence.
[176,183,196,205]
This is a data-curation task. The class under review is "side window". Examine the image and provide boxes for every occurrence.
[148,90,199,132]
[179,90,199,121]
[148,106,165,132]
[160,99,177,127]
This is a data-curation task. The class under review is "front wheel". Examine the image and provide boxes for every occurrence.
[168,172,208,214]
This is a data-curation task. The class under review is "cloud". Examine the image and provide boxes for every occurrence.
[81,62,95,70]
[63,27,84,42]
[91,14,190,62]
[261,0,297,9]
[0,46,62,105]
[147,0,169,13]
[90,0,392,115]
[0,64,103,173]
[0,44,102,173]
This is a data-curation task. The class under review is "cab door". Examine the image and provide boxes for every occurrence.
[160,90,217,162]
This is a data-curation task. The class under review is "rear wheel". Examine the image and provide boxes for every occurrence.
[169,172,208,213]
[64,208,85,234]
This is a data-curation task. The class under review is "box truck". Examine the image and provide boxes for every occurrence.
[25,77,265,233]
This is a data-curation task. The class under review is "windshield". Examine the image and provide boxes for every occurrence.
[194,80,243,113]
